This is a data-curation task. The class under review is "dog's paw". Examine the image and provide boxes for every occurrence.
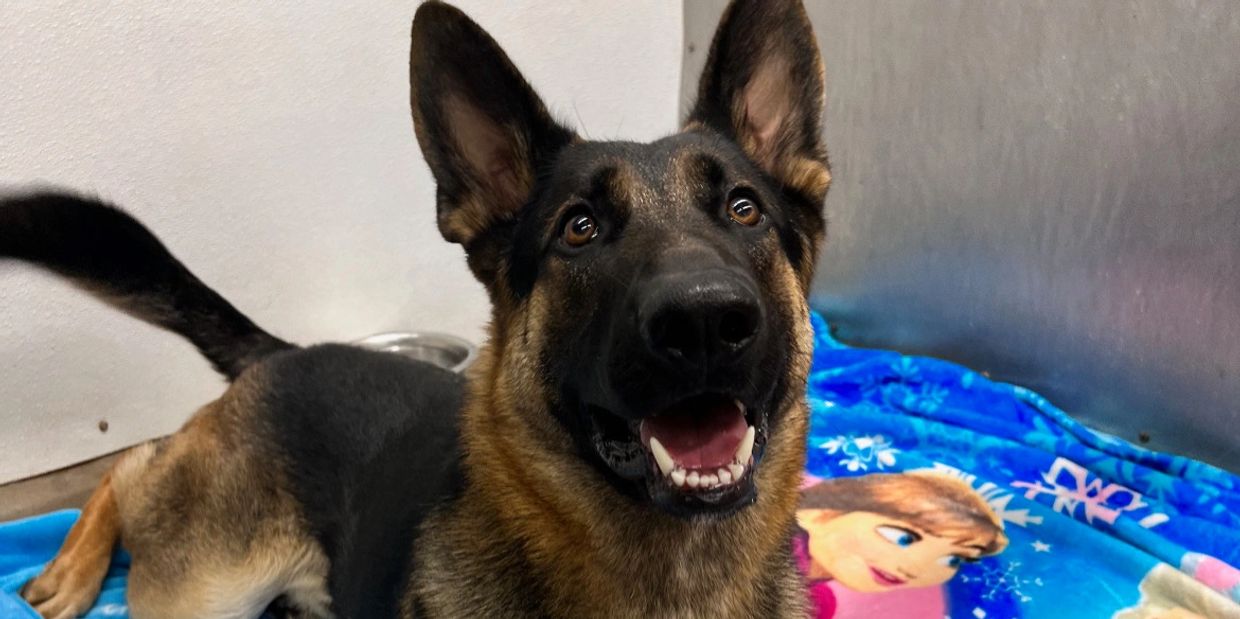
[20,558,106,619]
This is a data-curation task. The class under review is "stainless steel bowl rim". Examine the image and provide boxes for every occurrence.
[352,331,478,374]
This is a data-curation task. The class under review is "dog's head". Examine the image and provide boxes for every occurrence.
[411,0,827,520]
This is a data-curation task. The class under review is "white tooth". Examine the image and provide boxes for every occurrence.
[671,468,686,487]
[735,399,746,414]
[718,468,732,484]
[649,438,675,476]
[728,463,745,480]
[705,474,719,487]
[687,471,700,488]
[735,426,756,465]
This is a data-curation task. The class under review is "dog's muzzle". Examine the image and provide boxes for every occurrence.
[582,266,776,517]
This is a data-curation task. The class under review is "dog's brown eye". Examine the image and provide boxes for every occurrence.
[727,196,762,226]
[562,212,599,247]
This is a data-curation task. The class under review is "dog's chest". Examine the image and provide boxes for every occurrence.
[404,506,809,618]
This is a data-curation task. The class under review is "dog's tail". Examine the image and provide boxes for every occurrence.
[0,189,293,380]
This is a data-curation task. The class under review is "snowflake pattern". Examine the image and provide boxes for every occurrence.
[1012,457,1170,527]
[959,560,1044,604]
[819,434,901,472]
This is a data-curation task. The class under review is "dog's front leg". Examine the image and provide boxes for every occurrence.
[21,470,119,619]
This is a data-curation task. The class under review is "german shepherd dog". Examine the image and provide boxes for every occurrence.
[2,0,830,616]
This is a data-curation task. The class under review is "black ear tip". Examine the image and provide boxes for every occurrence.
[736,0,803,11]
[412,1,472,38]
[414,0,461,21]
[412,0,500,63]
[723,0,808,28]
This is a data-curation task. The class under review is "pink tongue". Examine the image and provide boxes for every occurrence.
[640,398,748,470]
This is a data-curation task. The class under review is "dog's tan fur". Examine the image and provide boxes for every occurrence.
[25,372,333,619]
[21,473,119,619]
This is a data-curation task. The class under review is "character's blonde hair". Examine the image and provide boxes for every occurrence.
[799,471,1008,556]
[1112,564,1225,619]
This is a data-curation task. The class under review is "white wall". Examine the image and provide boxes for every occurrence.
[0,1,683,483]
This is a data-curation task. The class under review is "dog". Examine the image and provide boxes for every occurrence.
[1,0,830,616]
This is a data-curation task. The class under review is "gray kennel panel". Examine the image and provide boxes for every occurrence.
[683,1,1240,471]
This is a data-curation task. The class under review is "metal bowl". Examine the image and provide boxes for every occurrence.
[352,331,478,374]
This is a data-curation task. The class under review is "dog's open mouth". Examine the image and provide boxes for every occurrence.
[588,392,764,515]
[639,395,754,491]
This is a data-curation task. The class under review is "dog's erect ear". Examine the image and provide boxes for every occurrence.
[687,0,829,204]
[410,2,576,250]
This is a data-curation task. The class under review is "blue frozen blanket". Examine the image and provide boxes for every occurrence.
[2,311,1238,618]
[799,312,1240,618]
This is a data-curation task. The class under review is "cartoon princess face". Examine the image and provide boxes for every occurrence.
[796,509,988,592]
[795,472,1008,593]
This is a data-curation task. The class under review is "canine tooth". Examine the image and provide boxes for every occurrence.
[728,463,745,480]
[671,469,686,486]
[718,468,732,484]
[649,438,675,476]
[687,471,700,488]
[735,426,755,465]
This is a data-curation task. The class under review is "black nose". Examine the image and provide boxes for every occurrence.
[640,272,763,369]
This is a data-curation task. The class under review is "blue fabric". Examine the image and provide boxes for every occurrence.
[0,510,128,618]
[2,311,1237,618]
[804,312,1240,617]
